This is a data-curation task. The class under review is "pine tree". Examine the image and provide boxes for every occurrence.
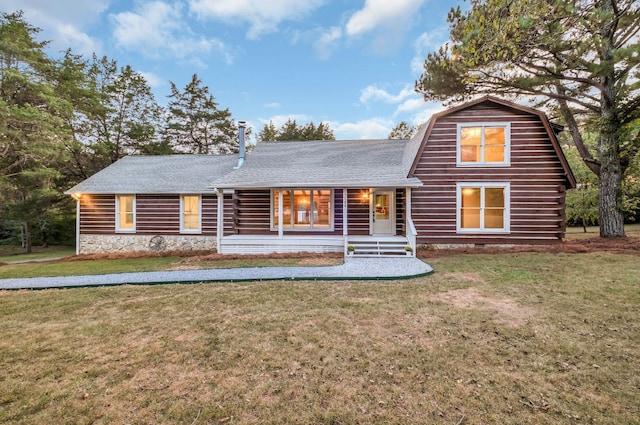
[165,73,239,154]
[0,12,71,252]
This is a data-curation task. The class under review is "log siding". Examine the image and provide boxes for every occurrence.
[412,103,569,244]
[80,194,219,236]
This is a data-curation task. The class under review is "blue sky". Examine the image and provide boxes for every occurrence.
[4,0,460,140]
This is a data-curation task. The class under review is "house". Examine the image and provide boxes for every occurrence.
[65,96,576,256]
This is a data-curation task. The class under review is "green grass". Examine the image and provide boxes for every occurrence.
[566,222,640,238]
[0,246,76,263]
[1,251,638,424]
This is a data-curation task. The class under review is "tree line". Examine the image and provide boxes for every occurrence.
[0,12,252,251]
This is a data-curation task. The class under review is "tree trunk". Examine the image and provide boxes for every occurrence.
[596,0,625,238]
[23,221,32,254]
[598,117,625,237]
[598,164,625,237]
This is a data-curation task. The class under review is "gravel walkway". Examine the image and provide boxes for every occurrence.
[0,257,433,290]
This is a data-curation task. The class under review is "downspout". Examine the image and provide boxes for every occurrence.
[234,121,246,169]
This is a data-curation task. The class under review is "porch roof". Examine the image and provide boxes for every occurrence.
[64,154,238,195]
[210,139,422,189]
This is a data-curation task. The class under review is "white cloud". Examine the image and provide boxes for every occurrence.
[258,114,313,128]
[3,0,107,56]
[189,0,325,39]
[138,71,165,89]
[331,117,395,140]
[409,102,444,127]
[313,26,342,60]
[359,84,415,106]
[411,29,448,74]
[55,23,102,57]
[345,0,425,36]
[111,1,234,63]
[395,97,427,114]
[264,102,282,109]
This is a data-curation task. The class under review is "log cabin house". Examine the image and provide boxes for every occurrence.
[65,96,576,256]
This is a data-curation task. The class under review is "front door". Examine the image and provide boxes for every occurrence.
[372,190,394,235]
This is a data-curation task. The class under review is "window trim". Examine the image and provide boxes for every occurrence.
[456,122,511,167]
[115,194,136,233]
[180,194,202,234]
[270,189,334,232]
[456,182,510,234]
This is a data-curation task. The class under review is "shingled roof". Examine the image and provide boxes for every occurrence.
[209,138,423,189]
[65,155,238,195]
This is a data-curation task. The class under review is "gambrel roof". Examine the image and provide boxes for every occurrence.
[407,96,576,188]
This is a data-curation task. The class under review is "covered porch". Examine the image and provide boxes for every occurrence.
[216,187,418,257]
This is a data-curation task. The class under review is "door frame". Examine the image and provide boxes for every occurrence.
[370,188,395,236]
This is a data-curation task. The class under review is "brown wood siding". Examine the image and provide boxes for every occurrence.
[80,194,219,236]
[136,195,180,234]
[233,189,344,236]
[202,195,217,236]
[79,195,114,234]
[395,189,405,236]
[234,190,271,235]
[413,104,568,244]
[347,189,370,235]
[223,193,234,236]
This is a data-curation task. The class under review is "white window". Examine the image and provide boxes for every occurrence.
[181,195,202,233]
[457,123,510,166]
[271,189,333,231]
[457,183,510,233]
[116,195,135,232]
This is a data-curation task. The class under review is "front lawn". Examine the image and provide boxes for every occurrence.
[1,251,638,424]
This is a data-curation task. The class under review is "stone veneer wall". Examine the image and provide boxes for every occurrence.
[79,234,217,254]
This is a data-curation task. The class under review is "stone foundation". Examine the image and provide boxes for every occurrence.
[79,234,217,254]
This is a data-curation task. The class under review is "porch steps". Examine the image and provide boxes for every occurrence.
[347,237,411,257]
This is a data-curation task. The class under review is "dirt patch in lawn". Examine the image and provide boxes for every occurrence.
[431,287,535,326]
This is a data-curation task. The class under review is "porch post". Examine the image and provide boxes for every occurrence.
[217,189,223,251]
[406,187,416,254]
[75,198,80,255]
[406,187,412,226]
[278,190,284,238]
[342,188,348,236]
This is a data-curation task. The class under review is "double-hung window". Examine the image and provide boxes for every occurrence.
[457,123,510,166]
[272,189,332,231]
[116,195,135,232]
[181,195,201,233]
[457,183,510,233]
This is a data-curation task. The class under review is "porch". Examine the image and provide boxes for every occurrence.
[218,234,414,257]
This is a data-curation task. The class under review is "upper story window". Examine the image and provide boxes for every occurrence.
[272,189,333,231]
[457,123,510,166]
[116,195,135,232]
[181,195,201,233]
